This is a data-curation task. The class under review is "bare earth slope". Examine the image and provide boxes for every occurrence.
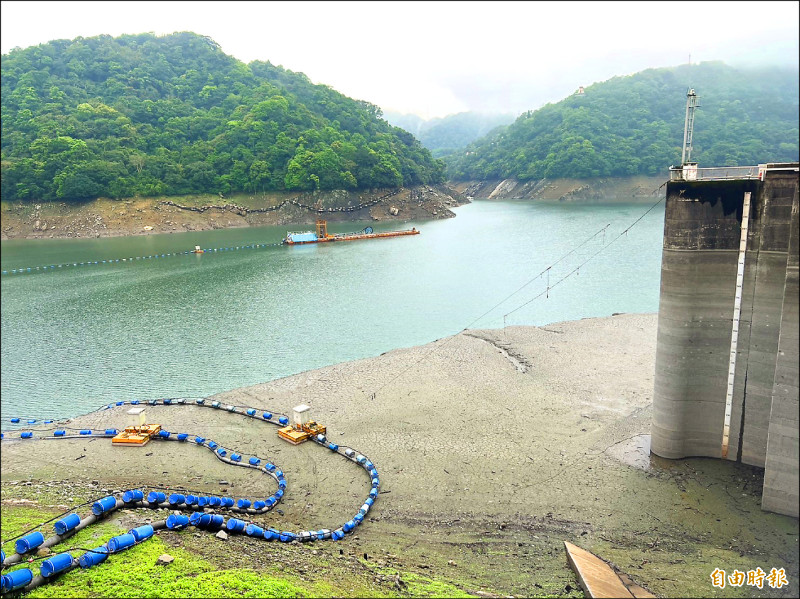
[2,314,797,597]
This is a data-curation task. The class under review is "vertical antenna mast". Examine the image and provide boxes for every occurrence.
[681,88,700,165]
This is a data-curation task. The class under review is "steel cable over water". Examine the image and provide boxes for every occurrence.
[0,397,380,594]
[356,182,668,403]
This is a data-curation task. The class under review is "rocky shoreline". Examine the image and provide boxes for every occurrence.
[0,184,467,241]
[2,314,796,597]
[451,175,668,203]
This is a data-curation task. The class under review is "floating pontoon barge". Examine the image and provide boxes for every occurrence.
[282,220,418,245]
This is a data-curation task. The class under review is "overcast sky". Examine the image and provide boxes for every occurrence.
[2,1,798,119]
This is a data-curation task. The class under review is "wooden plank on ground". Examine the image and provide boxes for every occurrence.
[564,541,634,598]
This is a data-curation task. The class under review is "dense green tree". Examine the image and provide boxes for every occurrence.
[446,62,799,181]
[1,32,444,203]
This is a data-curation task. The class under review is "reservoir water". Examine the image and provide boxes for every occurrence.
[1,199,664,422]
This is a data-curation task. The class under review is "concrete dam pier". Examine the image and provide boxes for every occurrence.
[652,163,799,517]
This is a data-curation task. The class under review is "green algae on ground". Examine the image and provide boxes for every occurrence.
[1,503,308,598]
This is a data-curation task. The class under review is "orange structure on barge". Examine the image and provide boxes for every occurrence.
[282,220,418,245]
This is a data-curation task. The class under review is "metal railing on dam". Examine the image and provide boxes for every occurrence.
[669,165,761,181]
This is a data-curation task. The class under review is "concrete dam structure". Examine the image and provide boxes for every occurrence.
[652,162,799,517]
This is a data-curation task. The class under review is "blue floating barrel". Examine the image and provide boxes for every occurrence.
[194,436,206,444]
[246,409,256,416]
[208,496,221,507]
[332,529,344,540]
[208,515,225,530]
[245,524,263,537]
[365,461,374,470]
[253,500,266,510]
[168,493,185,506]
[216,448,227,457]
[369,469,378,478]
[130,525,154,542]
[166,514,189,530]
[189,512,203,526]
[278,416,289,425]
[158,430,170,438]
[343,520,354,532]
[365,498,374,507]
[196,513,211,527]
[227,518,246,533]
[230,453,241,462]
[54,513,81,535]
[208,441,218,450]
[146,491,166,505]
[122,489,144,503]
[353,513,364,524]
[92,496,117,515]
[279,532,292,542]
[185,494,198,506]
[197,496,209,507]
[221,497,234,508]
[263,529,278,541]
[275,470,284,478]
[278,479,287,490]
[44,420,53,424]
[163,399,172,405]
[20,432,33,439]
[80,430,92,435]
[237,498,251,509]
[107,533,135,553]
[54,430,65,436]
[27,419,36,424]
[40,552,74,577]
[10,418,20,423]
[265,497,276,508]
[116,401,125,406]
[371,478,380,488]
[177,433,188,441]
[328,443,339,451]
[131,400,140,405]
[369,489,378,500]
[105,429,119,435]
[265,463,276,472]
[275,489,284,499]
[1,568,33,591]
[249,457,260,466]
[15,532,45,554]
[262,412,272,420]
[78,545,108,568]
[356,455,366,464]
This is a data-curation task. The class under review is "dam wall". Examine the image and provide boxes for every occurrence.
[652,163,799,517]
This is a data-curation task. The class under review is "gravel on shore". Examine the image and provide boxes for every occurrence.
[2,313,797,598]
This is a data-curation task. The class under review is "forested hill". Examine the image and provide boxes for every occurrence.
[1,32,444,203]
[445,62,799,181]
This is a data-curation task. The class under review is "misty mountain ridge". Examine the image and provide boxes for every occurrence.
[383,111,517,158]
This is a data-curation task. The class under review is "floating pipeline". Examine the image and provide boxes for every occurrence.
[1,189,409,278]
[0,397,380,595]
[0,241,285,277]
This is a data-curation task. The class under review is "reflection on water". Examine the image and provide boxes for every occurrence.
[1,200,665,422]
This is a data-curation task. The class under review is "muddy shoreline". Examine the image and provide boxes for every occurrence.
[0,184,466,241]
[2,314,797,597]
